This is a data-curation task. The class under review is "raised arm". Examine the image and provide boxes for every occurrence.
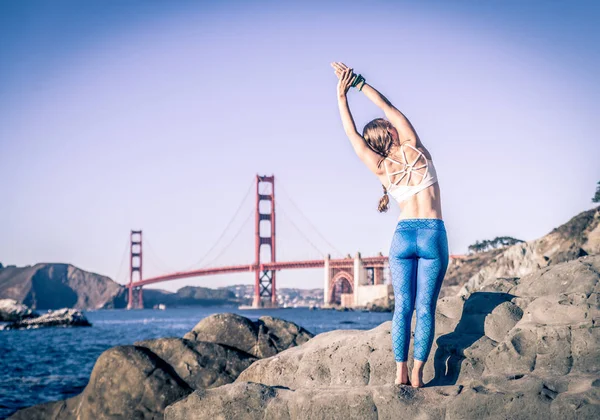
[331,62,418,146]
[361,83,417,145]
[335,68,385,174]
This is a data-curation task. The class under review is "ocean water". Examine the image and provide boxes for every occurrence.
[0,307,392,419]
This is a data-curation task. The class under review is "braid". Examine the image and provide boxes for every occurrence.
[378,184,389,213]
[363,118,396,213]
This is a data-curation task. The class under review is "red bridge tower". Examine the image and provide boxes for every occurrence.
[253,175,277,308]
[127,230,143,309]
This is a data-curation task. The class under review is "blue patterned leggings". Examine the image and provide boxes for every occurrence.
[389,218,449,362]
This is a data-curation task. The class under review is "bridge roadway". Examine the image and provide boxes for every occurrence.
[131,256,389,287]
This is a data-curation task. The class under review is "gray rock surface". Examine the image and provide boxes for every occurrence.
[1,308,91,330]
[166,255,600,419]
[9,346,192,420]
[134,337,258,389]
[183,312,314,358]
[0,298,38,322]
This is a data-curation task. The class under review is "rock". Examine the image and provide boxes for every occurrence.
[483,300,523,342]
[165,381,450,420]
[457,207,600,296]
[9,313,312,418]
[1,308,91,330]
[183,313,314,358]
[0,298,38,322]
[443,248,505,290]
[7,397,82,420]
[165,375,598,420]
[364,296,393,312]
[134,337,258,389]
[237,321,394,388]
[166,255,600,419]
[8,345,192,420]
[508,255,600,298]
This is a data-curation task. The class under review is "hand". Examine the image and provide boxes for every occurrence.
[330,61,352,79]
[336,67,354,98]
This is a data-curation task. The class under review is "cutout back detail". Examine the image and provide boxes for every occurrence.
[382,143,439,203]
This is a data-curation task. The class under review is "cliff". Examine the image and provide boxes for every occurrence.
[0,263,122,310]
[443,206,600,297]
[0,264,240,310]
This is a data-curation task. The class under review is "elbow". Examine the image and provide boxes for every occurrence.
[346,128,361,139]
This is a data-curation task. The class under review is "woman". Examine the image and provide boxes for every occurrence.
[331,62,449,388]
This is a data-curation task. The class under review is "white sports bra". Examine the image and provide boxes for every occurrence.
[383,143,438,203]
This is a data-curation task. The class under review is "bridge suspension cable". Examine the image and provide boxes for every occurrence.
[201,207,255,268]
[143,233,179,273]
[277,180,344,258]
[276,201,327,258]
[178,177,256,272]
[113,237,130,285]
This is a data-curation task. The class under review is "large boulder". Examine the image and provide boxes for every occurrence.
[134,337,258,389]
[166,255,600,419]
[8,346,192,420]
[0,298,38,322]
[183,313,314,358]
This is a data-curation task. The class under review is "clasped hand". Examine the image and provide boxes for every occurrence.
[331,61,355,97]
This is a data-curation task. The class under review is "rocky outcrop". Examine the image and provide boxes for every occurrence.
[0,298,39,321]
[8,346,193,420]
[8,314,313,419]
[458,206,600,296]
[165,255,600,419]
[183,313,314,358]
[0,263,123,310]
[1,308,91,330]
[441,248,504,297]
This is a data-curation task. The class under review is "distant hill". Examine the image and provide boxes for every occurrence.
[0,263,243,310]
[0,263,122,310]
[126,286,239,308]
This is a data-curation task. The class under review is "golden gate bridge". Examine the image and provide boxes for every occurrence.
[123,174,459,309]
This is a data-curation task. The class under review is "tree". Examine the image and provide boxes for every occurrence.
[468,236,524,254]
[593,181,600,203]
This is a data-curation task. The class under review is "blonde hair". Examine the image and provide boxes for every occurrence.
[362,118,397,213]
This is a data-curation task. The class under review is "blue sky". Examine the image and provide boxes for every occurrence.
[1,0,599,292]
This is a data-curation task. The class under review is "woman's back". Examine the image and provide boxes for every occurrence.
[376,142,443,221]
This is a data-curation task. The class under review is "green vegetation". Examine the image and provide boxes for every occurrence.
[468,236,524,254]
[593,181,600,203]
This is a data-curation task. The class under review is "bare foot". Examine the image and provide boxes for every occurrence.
[394,362,411,385]
[411,367,424,388]
[394,376,411,386]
